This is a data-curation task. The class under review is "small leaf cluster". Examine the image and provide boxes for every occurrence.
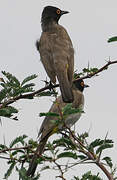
[0,71,37,100]
[0,135,27,179]
[74,67,99,78]
[38,91,58,97]
[0,71,37,119]
[16,167,40,180]
[108,36,117,43]
[0,131,116,180]
[72,171,102,180]
[0,106,18,120]
[0,135,40,179]
[62,103,84,116]
[39,103,83,128]
[88,138,113,168]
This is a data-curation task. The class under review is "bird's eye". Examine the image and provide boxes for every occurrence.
[56,9,61,14]
[81,82,84,87]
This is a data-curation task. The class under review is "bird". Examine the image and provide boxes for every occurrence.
[36,6,74,103]
[27,79,89,177]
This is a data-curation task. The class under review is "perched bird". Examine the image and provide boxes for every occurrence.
[27,79,89,177]
[36,6,74,103]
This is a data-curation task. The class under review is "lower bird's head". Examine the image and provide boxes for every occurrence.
[73,79,89,92]
[41,6,69,23]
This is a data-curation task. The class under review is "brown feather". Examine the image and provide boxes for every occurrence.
[38,22,74,103]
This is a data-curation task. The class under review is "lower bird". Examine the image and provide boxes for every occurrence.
[27,79,89,177]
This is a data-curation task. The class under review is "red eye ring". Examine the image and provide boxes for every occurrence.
[81,82,84,87]
[56,9,61,14]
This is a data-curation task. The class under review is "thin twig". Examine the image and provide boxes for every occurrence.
[54,160,66,180]
[0,155,11,160]
[0,145,32,154]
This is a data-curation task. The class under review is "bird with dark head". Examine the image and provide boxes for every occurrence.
[36,6,74,103]
[27,79,89,177]
[41,6,69,25]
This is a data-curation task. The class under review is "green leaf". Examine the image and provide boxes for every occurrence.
[16,167,40,180]
[0,89,7,102]
[77,155,87,160]
[57,152,78,159]
[72,176,80,180]
[41,166,50,171]
[2,71,20,86]
[62,104,83,116]
[39,112,59,117]
[28,139,38,147]
[89,139,104,148]
[10,135,27,148]
[96,143,113,154]
[4,161,16,179]
[0,144,8,151]
[81,171,102,180]
[22,83,35,89]
[38,91,58,97]
[43,155,53,161]
[90,68,98,72]
[0,106,18,118]
[108,36,117,43]
[21,74,37,86]
[82,171,92,179]
[89,139,113,149]
[103,156,113,168]
[83,68,90,73]
[53,137,76,149]
[11,149,25,156]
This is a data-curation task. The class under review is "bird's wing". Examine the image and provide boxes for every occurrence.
[38,32,56,83]
[38,96,66,139]
[50,25,74,102]
[52,25,74,84]
[64,89,84,128]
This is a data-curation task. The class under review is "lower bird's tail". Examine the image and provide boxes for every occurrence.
[27,136,48,177]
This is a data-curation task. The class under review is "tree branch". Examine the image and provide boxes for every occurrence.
[0,145,32,154]
[77,60,117,81]
[67,128,114,180]
[0,60,117,109]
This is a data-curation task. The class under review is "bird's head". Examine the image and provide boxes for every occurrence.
[41,6,69,23]
[73,79,89,92]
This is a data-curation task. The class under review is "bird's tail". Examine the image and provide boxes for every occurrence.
[57,72,74,103]
[27,136,48,177]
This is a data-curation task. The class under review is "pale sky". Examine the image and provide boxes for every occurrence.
[0,0,117,179]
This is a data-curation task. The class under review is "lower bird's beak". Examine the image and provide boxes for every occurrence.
[84,84,89,88]
[61,10,69,15]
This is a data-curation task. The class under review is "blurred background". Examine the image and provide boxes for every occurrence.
[0,0,117,179]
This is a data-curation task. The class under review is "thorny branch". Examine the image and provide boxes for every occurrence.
[0,60,117,109]
[0,130,114,179]
[77,60,117,81]
[0,145,32,154]
[67,128,114,180]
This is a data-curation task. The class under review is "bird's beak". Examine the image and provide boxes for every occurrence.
[61,10,69,15]
[84,84,89,88]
